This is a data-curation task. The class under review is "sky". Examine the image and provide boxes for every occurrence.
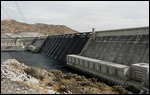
[1,1,149,32]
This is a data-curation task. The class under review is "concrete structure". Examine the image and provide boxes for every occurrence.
[1,37,46,52]
[67,55,130,82]
[67,55,149,85]
[1,27,149,93]
[131,63,149,85]
[3,32,46,38]
[66,27,149,93]
[39,33,91,62]
[1,33,11,38]
[81,27,149,65]
[27,38,46,52]
[1,32,91,62]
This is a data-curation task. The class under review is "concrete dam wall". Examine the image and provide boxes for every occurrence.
[81,27,149,66]
[1,37,46,51]
[1,33,90,62]
[39,33,91,62]
[66,27,149,90]
[1,27,149,93]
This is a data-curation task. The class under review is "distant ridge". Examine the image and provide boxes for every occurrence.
[1,19,78,35]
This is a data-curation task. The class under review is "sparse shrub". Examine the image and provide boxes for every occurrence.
[72,74,78,78]
[64,73,73,79]
[80,88,98,94]
[79,82,89,86]
[47,81,53,86]
[48,73,52,76]
[24,67,45,80]
[56,77,62,81]
[75,76,82,81]
[126,85,140,94]
[59,85,67,92]
[54,85,67,92]
[113,85,125,94]
[91,78,97,82]
[51,70,62,76]
[53,76,62,82]
[51,70,63,79]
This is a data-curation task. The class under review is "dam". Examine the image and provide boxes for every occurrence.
[1,27,149,93]
[66,27,149,93]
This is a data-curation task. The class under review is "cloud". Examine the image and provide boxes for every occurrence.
[8,7,17,12]
[1,1,149,32]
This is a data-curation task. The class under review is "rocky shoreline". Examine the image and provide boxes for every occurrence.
[1,59,128,94]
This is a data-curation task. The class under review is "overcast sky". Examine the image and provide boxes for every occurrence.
[1,1,149,32]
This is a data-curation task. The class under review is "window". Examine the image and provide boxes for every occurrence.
[67,56,69,62]
[79,59,82,65]
[93,63,95,69]
[107,67,109,73]
[87,61,89,67]
[99,65,101,71]
[82,60,84,66]
[115,69,117,76]
[75,58,78,64]
[78,59,80,64]
[68,57,70,62]
[70,57,72,62]
[89,62,93,68]
[72,57,74,63]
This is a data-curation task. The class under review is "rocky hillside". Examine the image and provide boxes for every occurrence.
[1,59,128,94]
[1,20,78,35]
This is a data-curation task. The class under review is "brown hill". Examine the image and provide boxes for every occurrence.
[1,19,78,35]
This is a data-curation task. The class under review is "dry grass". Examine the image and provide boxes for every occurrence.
[54,84,67,92]
[10,63,23,71]
[39,79,50,86]
[113,85,126,94]
[24,67,45,80]
[16,81,48,94]
[11,63,125,94]
[125,85,140,94]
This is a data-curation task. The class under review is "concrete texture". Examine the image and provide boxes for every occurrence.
[1,37,46,52]
[1,27,149,93]
[81,27,149,66]
[67,54,149,93]
[39,33,91,62]
[66,27,149,93]
[67,54,130,80]
[131,63,149,85]
[4,32,46,38]
[27,38,46,52]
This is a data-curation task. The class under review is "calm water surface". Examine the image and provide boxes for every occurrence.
[1,51,72,73]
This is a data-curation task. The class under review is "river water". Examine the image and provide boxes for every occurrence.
[1,51,73,74]
[1,51,119,86]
